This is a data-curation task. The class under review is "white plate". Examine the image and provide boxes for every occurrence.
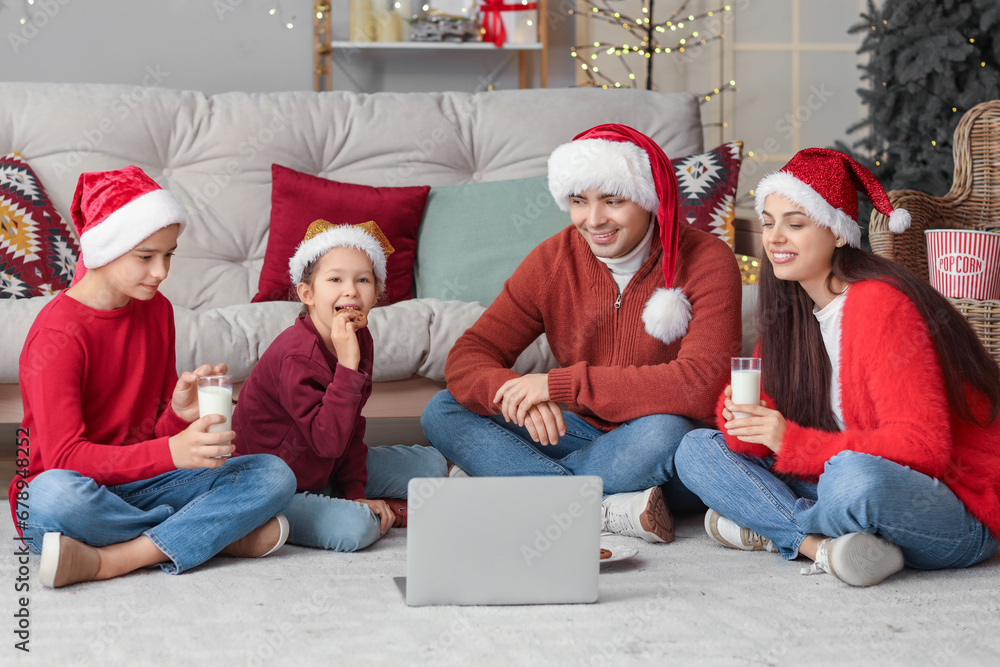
[599,537,639,564]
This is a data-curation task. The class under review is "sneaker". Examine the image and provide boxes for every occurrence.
[39,532,101,589]
[704,509,776,552]
[448,463,470,478]
[601,486,674,543]
[801,532,904,586]
[382,498,407,528]
[221,514,289,558]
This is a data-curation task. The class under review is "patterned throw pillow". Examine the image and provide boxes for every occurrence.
[673,141,743,249]
[0,153,79,298]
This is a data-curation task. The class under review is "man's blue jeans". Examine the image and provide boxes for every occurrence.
[20,454,296,573]
[283,444,447,552]
[675,429,999,568]
[421,390,704,506]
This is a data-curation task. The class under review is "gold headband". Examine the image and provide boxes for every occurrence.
[302,219,395,259]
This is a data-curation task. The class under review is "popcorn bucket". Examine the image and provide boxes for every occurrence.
[925,229,1000,299]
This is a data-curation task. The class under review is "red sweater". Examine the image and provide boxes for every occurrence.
[10,292,187,529]
[232,315,373,500]
[718,280,1000,538]
[446,224,742,430]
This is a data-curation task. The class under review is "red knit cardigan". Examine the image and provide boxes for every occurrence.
[718,280,1000,538]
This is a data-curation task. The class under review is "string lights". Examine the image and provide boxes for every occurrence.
[569,0,735,96]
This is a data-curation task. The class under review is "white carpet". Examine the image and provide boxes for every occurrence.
[5,515,999,666]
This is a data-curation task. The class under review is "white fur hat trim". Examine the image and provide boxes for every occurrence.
[79,189,187,268]
[289,225,388,285]
[548,138,659,213]
[754,171,862,249]
[642,287,692,346]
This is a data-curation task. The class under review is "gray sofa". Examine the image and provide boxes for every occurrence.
[0,83,755,434]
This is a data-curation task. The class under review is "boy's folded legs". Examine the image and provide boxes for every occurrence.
[27,455,295,585]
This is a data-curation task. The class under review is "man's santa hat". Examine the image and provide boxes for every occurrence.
[289,219,395,287]
[754,147,910,248]
[548,123,690,346]
[71,165,187,284]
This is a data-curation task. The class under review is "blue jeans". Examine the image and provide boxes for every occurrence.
[283,444,447,552]
[675,429,1000,569]
[21,454,296,574]
[421,390,704,507]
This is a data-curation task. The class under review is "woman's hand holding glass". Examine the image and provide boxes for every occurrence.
[722,385,787,453]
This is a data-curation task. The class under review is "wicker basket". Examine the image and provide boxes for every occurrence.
[870,99,1000,366]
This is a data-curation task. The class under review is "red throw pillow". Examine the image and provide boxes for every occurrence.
[253,164,430,304]
[673,141,743,250]
[1,153,81,298]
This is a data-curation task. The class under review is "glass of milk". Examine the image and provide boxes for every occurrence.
[197,374,233,456]
[730,358,761,420]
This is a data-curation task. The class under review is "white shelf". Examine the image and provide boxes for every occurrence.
[331,40,543,51]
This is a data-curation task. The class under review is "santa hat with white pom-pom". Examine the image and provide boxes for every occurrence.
[548,123,691,346]
[753,147,910,249]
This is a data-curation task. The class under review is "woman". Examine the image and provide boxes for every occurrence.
[674,148,1000,586]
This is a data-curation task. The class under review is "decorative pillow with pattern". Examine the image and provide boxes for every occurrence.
[673,141,743,249]
[0,153,80,298]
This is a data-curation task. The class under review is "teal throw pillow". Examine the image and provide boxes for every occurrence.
[414,175,571,305]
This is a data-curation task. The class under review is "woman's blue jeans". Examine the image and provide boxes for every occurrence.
[282,444,447,552]
[420,389,704,508]
[20,454,296,573]
[675,429,999,569]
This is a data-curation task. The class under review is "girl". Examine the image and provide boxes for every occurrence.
[233,219,447,551]
[675,148,1000,586]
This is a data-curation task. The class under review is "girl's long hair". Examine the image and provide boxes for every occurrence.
[758,245,1000,430]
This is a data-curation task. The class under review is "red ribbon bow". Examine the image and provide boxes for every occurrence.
[481,1,538,47]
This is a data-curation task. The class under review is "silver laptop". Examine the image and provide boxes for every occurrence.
[404,476,603,606]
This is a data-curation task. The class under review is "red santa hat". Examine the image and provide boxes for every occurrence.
[754,147,910,248]
[548,123,690,346]
[71,165,187,283]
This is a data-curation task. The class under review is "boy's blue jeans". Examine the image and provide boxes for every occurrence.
[282,444,447,552]
[675,429,999,569]
[420,389,704,507]
[20,454,296,573]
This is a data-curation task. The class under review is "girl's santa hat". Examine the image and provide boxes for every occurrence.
[289,219,395,287]
[754,147,910,248]
[71,165,187,283]
[547,123,690,346]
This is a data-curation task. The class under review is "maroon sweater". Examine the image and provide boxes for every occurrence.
[446,223,743,430]
[233,315,373,499]
[718,280,1000,538]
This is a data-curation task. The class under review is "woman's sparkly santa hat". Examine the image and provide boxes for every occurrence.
[70,165,187,284]
[548,123,690,346]
[289,219,395,287]
[754,147,910,248]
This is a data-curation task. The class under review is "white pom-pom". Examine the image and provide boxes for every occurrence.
[641,287,692,346]
[888,207,911,233]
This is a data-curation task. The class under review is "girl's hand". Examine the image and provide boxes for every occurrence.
[356,498,393,535]
[171,363,229,422]
[329,309,365,371]
[723,391,787,453]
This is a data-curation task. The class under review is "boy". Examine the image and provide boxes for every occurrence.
[11,166,295,588]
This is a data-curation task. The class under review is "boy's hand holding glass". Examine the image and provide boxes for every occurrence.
[722,385,788,452]
[171,362,229,422]
[168,414,236,468]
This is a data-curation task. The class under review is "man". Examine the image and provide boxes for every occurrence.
[421,124,742,543]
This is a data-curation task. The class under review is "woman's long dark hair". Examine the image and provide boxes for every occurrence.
[758,245,1000,430]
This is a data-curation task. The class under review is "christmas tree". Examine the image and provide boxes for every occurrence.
[837,0,1000,207]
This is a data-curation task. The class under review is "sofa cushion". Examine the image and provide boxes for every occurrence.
[253,164,430,305]
[414,175,571,304]
[674,141,743,250]
[0,153,80,297]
